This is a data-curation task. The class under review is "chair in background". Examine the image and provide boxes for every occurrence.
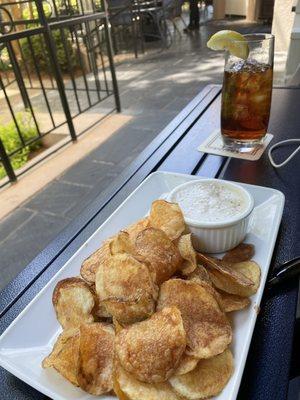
[107,0,144,58]
[133,0,172,49]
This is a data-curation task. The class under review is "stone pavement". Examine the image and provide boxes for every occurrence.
[0,18,272,290]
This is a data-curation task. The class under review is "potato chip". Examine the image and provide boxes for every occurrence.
[82,283,111,320]
[110,231,136,257]
[174,354,198,376]
[217,290,250,312]
[42,328,80,386]
[169,349,234,399]
[113,317,125,333]
[125,218,150,240]
[93,297,111,320]
[52,277,95,329]
[229,260,261,296]
[149,200,185,241]
[197,253,255,297]
[157,279,232,359]
[186,264,211,284]
[177,234,197,275]
[206,269,254,297]
[95,253,157,324]
[80,239,112,284]
[135,228,182,284]
[222,243,255,263]
[187,273,223,307]
[113,368,130,400]
[115,363,182,400]
[116,307,186,383]
[77,323,115,395]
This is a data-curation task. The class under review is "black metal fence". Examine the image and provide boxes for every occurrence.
[0,0,120,187]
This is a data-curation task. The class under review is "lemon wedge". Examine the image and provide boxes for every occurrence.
[207,30,249,60]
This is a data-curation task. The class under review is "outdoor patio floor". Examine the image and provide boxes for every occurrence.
[0,17,274,290]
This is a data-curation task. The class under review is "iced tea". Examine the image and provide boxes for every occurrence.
[221,59,273,144]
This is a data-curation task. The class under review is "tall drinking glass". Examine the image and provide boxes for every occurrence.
[221,34,274,150]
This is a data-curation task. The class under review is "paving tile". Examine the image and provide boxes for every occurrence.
[60,156,120,187]
[0,208,35,245]
[24,180,93,217]
[64,170,119,220]
[0,212,70,291]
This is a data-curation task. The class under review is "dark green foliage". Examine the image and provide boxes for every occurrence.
[0,112,41,179]
[0,48,12,72]
[20,29,77,73]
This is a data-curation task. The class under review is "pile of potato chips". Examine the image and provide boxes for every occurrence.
[43,200,261,399]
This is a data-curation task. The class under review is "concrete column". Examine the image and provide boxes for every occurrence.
[285,0,300,83]
[246,0,261,22]
[272,0,295,51]
[213,0,225,19]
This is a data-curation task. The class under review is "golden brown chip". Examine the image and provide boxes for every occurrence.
[177,234,197,275]
[80,239,112,284]
[52,277,95,329]
[113,317,125,333]
[42,328,80,386]
[174,354,198,376]
[187,274,223,308]
[186,264,211,284]
[113,368,130,400]
[95,253,157,324]
[206,269,253,298]
[169,348,234,399]
[217,290,250,312]
[157,279,232,359]
[115,363,182,400]
[115,307,186,383]
[222,243,255,263]
[84,284,111,320]
[149,200,185,241]
[110,231,136,257]
[197,253,255,297]
[135,228,182,284]
[125,218,150,240]
[77,323,115,395]
[229,261,261,296]
[93,297,111,320]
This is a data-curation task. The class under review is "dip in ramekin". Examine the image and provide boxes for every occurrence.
[168,179,254,253]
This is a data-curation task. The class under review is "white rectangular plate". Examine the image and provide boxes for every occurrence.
[0,171,285,400]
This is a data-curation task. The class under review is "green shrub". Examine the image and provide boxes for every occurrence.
[0,112,41,179]
[20,29,77,73]
[21,2,52,20]
[0,48,12,72]
[19,2,79,73]
[0,57,11,72]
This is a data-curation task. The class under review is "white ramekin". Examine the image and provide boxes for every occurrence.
[168,179,254,253]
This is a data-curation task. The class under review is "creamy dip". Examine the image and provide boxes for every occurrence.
[172,182,247,223]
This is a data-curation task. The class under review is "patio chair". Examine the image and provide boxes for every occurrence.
[107,0,144,58]
[133,0,172,48]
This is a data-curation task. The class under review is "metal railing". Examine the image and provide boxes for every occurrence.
[0,0,120,187]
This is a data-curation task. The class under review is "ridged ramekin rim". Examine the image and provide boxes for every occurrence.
[168,178,254,228]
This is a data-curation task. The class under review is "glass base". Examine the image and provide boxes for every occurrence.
[222,136,264,152]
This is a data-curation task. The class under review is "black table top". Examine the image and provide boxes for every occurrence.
[1,84,299,400]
